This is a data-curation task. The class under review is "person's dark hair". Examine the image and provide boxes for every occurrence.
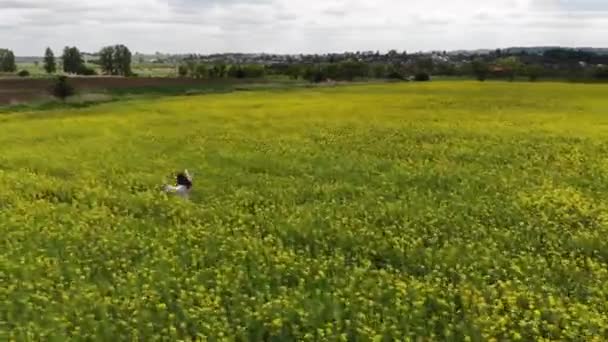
[176,172,193,189]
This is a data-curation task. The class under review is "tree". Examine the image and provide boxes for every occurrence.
[44,47,56,74]
[496,56,523,81]
[17,70,30,77]
[372,64,387,79]
[339,60,369,81]
[471,59,489,81]
[99,46,115,75]
[386,64,404,80]
[414,72,431,81]
[303,65,325,83]
[593,66,608,80]
[0,49,16,72]
[208,64,227,78]
[115,45,132,76]
[194,64,207,79]
[99,44,132,76]
[228,65,246,79]
[285,64,302,80]
[62,47,84,74]
[524,64,544,82]
[178,65,188,77]
[51,76,75,101]
[415,57,434,74]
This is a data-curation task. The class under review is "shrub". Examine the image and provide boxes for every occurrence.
[525,64,544,82]
[472,60,489,81]
[51,76,75,101]
[302,66,326,83]
[386,65,404,80]
[178,65,189,77]
[77,66,97,76]
[17,70,30,77]
[414,72,431,82]
[387,71,404,80]
[594,67,608,80]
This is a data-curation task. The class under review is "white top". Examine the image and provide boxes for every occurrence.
[163,184,191,199]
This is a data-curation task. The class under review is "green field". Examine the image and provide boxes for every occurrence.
[1,81,607,340]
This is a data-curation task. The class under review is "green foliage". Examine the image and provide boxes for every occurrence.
[99,44,133,76]
[50,75,75,101]
[230,64,265,79]
[208,64,228,78]
[371,64,388,78]
[286,64,302,80]
[337,60,369,81]
[77,65,97,76]
[414,72,430,81]
[17,69,30,77]
[62,46,85,74]
[300,61,371,83]
[524,64,544,82]
[2,82,608,340]
[594,66,608,80]
[471,59,489,81]
[0,48,17,72]
[386,65,405,80]
[303,65,325,83]
[194,64,208,79]
[496,56,524,81]
[178,65,188,77]
[44,47,57,74]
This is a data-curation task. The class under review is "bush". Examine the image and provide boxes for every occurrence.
[525,64,544,82]
[51,76,75,101]
[178,65,188,77]
[17,70,30,77]
[303,66,325,83]
[594,67,608,80]
[414,72,431,82]
[387,71,404,80]
[77,66,97,76]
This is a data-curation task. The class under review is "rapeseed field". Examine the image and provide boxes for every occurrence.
[1,81,607,340]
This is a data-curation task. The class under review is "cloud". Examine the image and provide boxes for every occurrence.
[0,0,607,55]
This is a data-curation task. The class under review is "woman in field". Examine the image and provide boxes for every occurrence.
[163,170,193,199]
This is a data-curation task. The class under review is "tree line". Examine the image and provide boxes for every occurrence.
[176,50,608,83]
[2,45,608,82]
[0,45,133,76]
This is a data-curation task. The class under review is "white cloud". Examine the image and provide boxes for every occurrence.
[0,0,606,55]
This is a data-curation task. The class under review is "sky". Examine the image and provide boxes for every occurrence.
[1,0,607,56]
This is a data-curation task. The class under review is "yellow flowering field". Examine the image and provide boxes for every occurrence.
[1,81,608,340]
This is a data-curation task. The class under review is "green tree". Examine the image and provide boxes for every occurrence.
[62,47,85,74]
[178,65,188,77]
[524,64,544,82]
[415,57,434,74]
[337,60,369,81]
[194,64,208,79]
[285,64,302,80]
[208,64,227,78]
[51,76,75,101]
[371,64,387,79]
[471,59,489,81]
[496,56,523,81]
[44,47,57,74]
[99,46,115,75]
[303,65,325,83]
[99,44,132,76]
[228,65,246,79]
[0,48,16,72]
